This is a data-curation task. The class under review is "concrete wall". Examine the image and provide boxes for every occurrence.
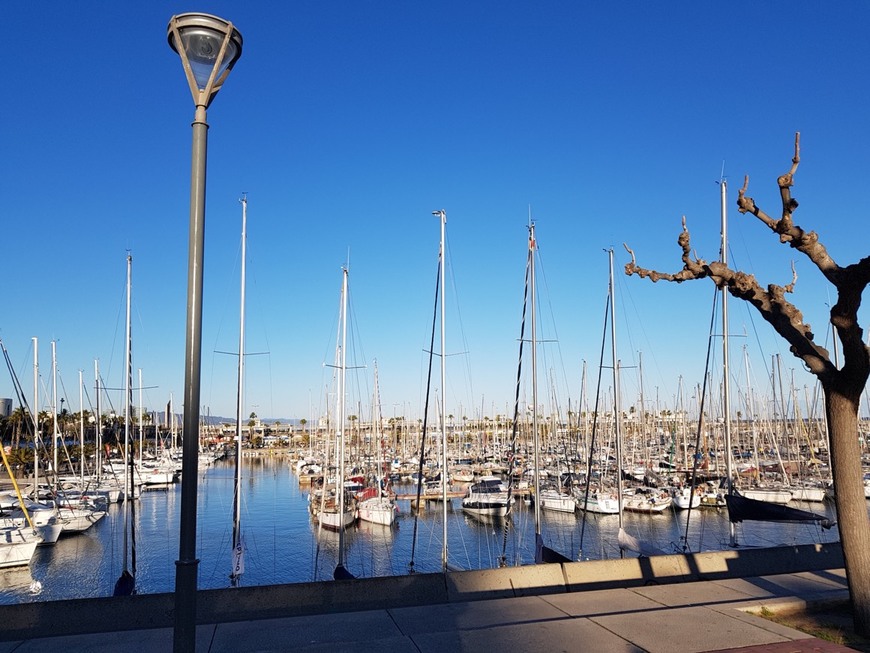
[0,542,844,641]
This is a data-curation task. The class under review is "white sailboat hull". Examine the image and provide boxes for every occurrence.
[623,494,673,513]
[741,488,792,504]
[539,490,576,514]
[357,498,397,526]
[141,470,175,485]
[318,508,357,531]
[0,527,40,568]
[576,492,620,514]
[670,487,702,510]
[0,507,63,546]
[789,486,826,503]
[58,507,106,533]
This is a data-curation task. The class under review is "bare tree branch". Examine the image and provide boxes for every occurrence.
[626,219,834,379]
[627,132,870,635]
[737,133,839,280]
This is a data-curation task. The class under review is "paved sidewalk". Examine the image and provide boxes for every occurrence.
[0,568,856,652]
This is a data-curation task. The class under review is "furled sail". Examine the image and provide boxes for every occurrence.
[725,493,834,529]
[618,527,665,557]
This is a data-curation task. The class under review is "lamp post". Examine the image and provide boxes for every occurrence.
[167,13,242,653]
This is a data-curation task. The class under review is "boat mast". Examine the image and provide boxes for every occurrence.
[434,209,449,572]
[32,338,39,495]
[336,266,349,574]
[231,194,248,586]
[580,360,588,462]
[51,340,58,485]
[79,370,85,482]
[719,179,737,547]
[373,362,384,495]
[530,223,542,539]
[138,369,144,468]
[608,248,625,539]
[123,252,133,574]
[95,360,102,483]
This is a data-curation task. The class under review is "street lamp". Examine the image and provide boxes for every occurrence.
[167,12,242,653]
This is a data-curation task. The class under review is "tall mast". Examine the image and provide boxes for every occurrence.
[336,267,349,573]
[440,210,448,572]
[373,362,383,493]
[138,369,144,467]
[32,338,39,493]
[580,360,588,463]
[530,223,542,538]
[79,370,85,482]
[608,248,625,538]
[51,340,58,484]
[95,360,102,483]
[433,208,449,571]
[231,195,248,586]
[123,252,133,574]
[719,180,736,547]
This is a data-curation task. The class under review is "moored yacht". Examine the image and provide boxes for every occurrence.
[461,476,513,517]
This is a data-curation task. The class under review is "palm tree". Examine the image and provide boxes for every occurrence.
[7,406,31,449]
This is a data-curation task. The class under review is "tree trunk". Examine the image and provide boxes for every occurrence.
[827,386,870,636]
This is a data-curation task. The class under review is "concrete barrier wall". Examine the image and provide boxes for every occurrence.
[0,542,844,641]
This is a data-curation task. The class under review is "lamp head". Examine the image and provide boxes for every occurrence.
[168,13,243,108]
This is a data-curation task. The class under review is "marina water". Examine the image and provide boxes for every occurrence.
[0,455,844,605]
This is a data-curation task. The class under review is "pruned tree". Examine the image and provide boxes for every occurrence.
[624,133,870,635]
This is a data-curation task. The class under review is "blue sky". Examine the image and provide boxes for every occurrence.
[2,2,869,424]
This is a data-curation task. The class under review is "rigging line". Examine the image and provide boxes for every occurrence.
[213,349,270,356]
[238,235,276,420]
[346,277,372,413]
[97,374,118,416]
[499,235,532,566]
[682,284,721,551]
[578,293,611,557]
[408,256,441,574]
[534,242,573,404]
[443,228,476,410]
[0,339,35,438]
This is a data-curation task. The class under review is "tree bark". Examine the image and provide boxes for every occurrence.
[827,386,870,633]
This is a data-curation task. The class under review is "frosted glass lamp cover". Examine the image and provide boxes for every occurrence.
[168,13,243,98]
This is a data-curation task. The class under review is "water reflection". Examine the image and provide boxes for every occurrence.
[0,456,846,605]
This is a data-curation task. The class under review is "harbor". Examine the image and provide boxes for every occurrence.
[0,452,851,606]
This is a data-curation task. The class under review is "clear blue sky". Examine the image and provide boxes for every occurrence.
[2,2,868,424]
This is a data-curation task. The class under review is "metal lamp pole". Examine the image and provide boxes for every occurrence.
[166,13,242,652]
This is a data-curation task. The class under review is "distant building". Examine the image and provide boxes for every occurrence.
[0,398,11,418]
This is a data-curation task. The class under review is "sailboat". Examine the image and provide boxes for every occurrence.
[576,253,623,518]
[0,430,42,566]
[526,227,575,518]
[409,209,452,573]
[357,363,398,526]
[0,338,62,545]
[497,222,565,564]
[595,248,666,554]
[328,266,357,580]
[50,341,107,534]
[312,269,357,540]
[526,223,568,561]
[114,252,136,596]
[230,195,249,587]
